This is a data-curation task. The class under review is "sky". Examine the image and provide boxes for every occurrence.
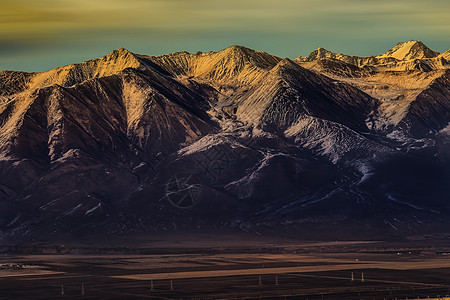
[1,0,449,72]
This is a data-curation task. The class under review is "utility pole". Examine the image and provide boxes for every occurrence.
[61,284,64,296]
[81,283,85,296]
[259,275,262,286]
[361,273,365,282]
[170,280,174,291]
[150,280,154,291]
[351,272,354,282]
[275,274,279,286]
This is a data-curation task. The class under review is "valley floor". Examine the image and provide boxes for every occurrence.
[1,235,450,299]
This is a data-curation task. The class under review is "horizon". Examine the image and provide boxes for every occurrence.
[1,40,448,73]
[1,0,449,72]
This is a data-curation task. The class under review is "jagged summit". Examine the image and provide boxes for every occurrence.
[208,45,281,71]
[294,41,449,137]
[308,40,442,61]
[296,41,448,74]
[109,47,133,54]
[0,70,36,96]
[5,42,447,92]
[149,45,281,85]
[379,40,439,60]
[270,58,309,76]
[438,49,450,60]
[227,44,279,59]
[106,47,139,62]
[224,44,253,53]
[27,47,145,89]
[307,47,334,59]
[295,48,339,62]
[296,47,362,66]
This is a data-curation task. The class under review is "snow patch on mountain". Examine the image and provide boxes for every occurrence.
[378,40,439,61]
[284,116,391,164]
[386,193,439,213]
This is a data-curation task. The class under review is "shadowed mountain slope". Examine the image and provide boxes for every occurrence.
[0,42,449,241]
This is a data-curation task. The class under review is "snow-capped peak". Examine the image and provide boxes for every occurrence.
[378,40,439,60]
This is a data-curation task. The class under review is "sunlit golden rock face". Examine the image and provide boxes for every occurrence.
[295,41,450,135]
[378,40,439,60]
[296,40,448,72]
[149,45,282,86]
[439,50,450,60]
[0,42,449,239]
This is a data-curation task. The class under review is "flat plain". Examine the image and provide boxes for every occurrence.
[1,236,450,299]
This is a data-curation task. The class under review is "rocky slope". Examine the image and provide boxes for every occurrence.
[0,41,449,241]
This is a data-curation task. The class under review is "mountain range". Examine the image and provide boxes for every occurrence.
[0,40,449,241]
